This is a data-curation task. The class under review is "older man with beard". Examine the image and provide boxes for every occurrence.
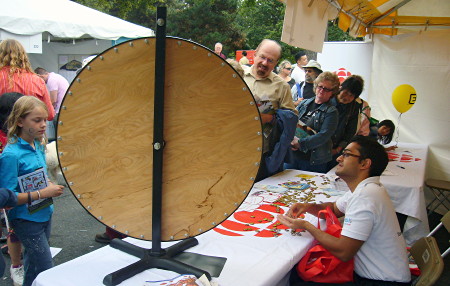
[243,39,297,180]
[291,60,323,106]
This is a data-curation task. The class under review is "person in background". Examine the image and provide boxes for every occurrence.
[0,96,64,286]
[239,51,250,66]
[370,119,397,151]
[0,188,17,279]
[356,98,371,136]
[0,92,25,285]
[279,136,411,285]
[278,60,296,88]
[290,51,308,84]
[34,67,69,116]
[214,42,227,60]
[291,60,322,106]
[226,59,244,77]
[327,75,364,171]
[0,39,55,121]
[284,71,339,173]
[242,39,297,180]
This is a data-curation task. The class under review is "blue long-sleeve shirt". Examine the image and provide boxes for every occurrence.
[0,137,53,222]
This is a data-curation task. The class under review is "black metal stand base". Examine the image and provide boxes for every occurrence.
[103,237,211,286]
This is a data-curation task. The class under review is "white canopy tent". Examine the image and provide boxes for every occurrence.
[0,0,154,42]
[0,0,154,78]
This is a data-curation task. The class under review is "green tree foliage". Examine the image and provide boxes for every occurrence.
[235,0,298,63]
[166,0,245,56]
[72,0,358,61]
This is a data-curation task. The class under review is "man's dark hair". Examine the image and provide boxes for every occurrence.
[0,92,24,133]
[350,135,388,177]
[242,51,247,56]
[294,51,307,62]
[34,67,48,75]
[340,75,364,98]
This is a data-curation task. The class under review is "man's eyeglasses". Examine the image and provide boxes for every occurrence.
[284,67,292,71]
[257,54,276,64]
[316,85,333,93]
[305,69,314,73]
[340,151,362,159]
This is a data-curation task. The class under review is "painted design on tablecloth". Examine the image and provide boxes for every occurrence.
[387,151,421,162]
[214,174,343,237]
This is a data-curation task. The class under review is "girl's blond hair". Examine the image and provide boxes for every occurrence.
[7,96,48,147]
[0,39,34,89]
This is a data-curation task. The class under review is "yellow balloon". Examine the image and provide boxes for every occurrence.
[392,84,417,113]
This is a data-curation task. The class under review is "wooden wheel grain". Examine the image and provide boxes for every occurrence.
[57,37,262,241]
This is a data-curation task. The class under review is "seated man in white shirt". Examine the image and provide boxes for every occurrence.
[278,135,411,285]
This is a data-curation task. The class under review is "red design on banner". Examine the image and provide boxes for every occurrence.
[335,68,352,83]
[387,151,421,163]
[220,220,259,232]
[233,209,274,224]
[255,229,281,237]
[213,228,243,236]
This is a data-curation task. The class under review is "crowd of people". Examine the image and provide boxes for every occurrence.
[0,37,403,286]
[219,39,408,285]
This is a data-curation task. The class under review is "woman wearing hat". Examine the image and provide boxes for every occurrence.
[285,71,339,173]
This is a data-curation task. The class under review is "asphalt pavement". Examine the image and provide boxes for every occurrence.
[1,186,107,286]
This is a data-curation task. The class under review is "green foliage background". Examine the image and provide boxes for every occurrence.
[72,0,359,63]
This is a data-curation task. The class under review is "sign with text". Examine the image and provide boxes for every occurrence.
[0,30,42,54]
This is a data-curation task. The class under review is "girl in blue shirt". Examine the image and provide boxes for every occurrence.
[0,96,64,286]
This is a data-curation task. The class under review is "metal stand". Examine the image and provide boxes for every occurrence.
[103,7,211,285]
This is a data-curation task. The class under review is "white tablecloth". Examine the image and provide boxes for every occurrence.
[328,142,430,246]
[33,170,345,286]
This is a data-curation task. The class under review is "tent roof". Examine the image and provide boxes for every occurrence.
[331,0,450,37]
[0,0,154,41]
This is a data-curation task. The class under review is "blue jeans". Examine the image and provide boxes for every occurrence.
[284,160,328,174]
[11,219,53,286]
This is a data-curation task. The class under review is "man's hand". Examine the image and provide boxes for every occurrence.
[290,136,300,151]
[260,113,274,124]
[286,202,310,218]
[277,214,310,230]
[294,98,304,106]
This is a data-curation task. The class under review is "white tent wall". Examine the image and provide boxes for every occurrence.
[317,42,373,100]
[28,39,112,80]
[368,30,450,184]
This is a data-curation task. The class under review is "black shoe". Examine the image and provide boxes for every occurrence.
[95,233,112,244]
[1,245,8,255]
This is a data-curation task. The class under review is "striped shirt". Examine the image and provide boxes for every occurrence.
[0,66,55,120]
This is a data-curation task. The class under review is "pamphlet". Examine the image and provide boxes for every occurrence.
[144,274,207,286]
[295,119,316,139]
[255,94,275,139]
[17,168,53,214]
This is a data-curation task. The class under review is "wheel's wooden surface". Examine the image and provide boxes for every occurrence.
[57,37,262,241]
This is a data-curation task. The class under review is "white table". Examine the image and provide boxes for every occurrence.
[33,170,346,286]
[328,142,430,246]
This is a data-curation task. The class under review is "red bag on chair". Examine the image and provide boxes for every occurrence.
[296,207,354,283]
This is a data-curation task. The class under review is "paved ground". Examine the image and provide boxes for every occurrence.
[1,187,107,286]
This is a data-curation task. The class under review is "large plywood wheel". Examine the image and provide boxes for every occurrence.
[56,37,263,241]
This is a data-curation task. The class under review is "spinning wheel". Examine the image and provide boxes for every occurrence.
[56,37,262,241]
